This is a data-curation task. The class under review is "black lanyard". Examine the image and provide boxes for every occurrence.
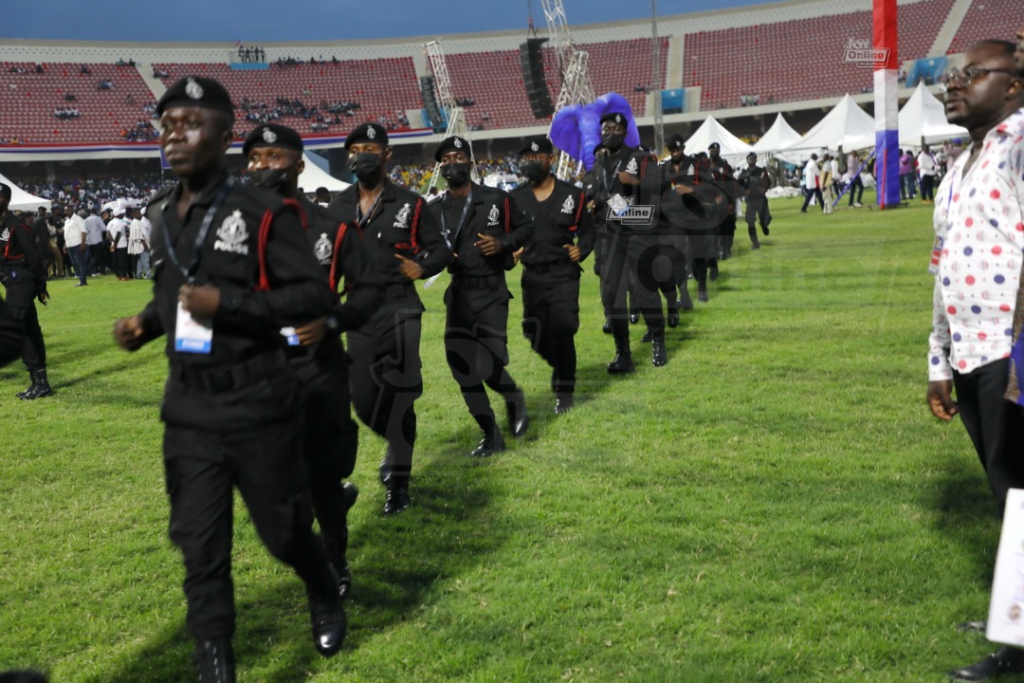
[440,193,472,249]
[355,190,384,229]
[163,176,234,285]
[601,160,622,196]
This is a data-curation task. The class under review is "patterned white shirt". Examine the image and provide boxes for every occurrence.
[929,107,1024,381]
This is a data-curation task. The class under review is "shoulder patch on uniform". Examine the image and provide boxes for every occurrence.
[561,194,575,214]
[487,204,500,226]
[625,158,639,175]
[314,232,332,264]
[394,202,412,229]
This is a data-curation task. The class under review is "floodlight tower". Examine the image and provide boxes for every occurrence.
[542,0,595,180]
[425,39,476,193]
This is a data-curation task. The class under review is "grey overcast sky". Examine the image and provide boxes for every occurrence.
[3,0,782,42]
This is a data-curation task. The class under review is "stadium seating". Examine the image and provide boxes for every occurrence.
[947,0,1020,54]
[0,62,156,144]
[151,59,422,138]
[447,39,669,131]
[683,0,956,109]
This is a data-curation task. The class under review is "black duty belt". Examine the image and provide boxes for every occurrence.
[172,350,286,394]
[384,282,416,299]
[452,274,504,289]
[523,261,577,275]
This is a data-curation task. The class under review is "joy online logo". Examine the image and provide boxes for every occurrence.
[607,205,655,227]
[843,38,889,68]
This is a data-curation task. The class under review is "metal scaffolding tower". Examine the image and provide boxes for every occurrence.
[541,0,595,180]
[424,39,476,193]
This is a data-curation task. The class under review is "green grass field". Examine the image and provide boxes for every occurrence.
[0,191,1005,682]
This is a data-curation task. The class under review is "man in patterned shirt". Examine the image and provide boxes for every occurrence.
[926,39,1024,682]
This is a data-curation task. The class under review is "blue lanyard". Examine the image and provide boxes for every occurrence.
[162,176,234,285]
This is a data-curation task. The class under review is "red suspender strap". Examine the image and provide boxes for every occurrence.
[4,223,27,260]
[328,222,349,292]
[409,198,422,253]
[571,190,586,233]
[282,198,308,232]
[254,209,275,292]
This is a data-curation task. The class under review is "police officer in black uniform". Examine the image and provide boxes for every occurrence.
[737,152,771,249]
[511,136,594,414]
[593,112,667,371]
[659,135,695,314]
[112,76,345,682]
[244,122,381,599]
[0,183,53,400]
[429,135,531,456]
[707,142,738,263]
[327,123,451,514]
[0,295,24,368]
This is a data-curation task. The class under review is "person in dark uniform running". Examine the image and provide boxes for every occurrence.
[737,152,771,249]
[0,183,53,400]
[327,123,451,514]
[429,135,531,456]
[244,122,381,599]
[511,136,594,414]
[707,142,738,263]
[593,112,668,371]
[112,76,345,683]
[0,296,25,368]
[654,135,694,322]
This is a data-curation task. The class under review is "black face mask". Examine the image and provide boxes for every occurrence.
[442,162,471,187]
[521,161,548,184]
[351,153,384,184]
[249,167,291,194]
[601,133,624,151]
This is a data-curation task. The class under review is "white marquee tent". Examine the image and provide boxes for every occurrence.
[0,171,50,212]
[777,94,876,159]
[751,113,803,156]
[683,116,753,163]
[298,153,350,194]
[898,82,969,148]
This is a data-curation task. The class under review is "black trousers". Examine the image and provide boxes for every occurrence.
[113,247,129,278]
[347,287,423,480]
[292,346,358,559]
[848,176,864,205]
[444,281,518,429]
[2,274,45,372]
[920,174,935,201]
[600,229,665,345]
[163,417,331,641]
[89,243,106,273]
[952,359,1024,508]
[801,186,824,212]
[522,269,580,398]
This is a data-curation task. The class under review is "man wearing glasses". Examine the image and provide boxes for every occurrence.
[925,40,1024,681]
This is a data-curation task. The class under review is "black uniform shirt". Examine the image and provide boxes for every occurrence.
[294,194,380,333]
[138,173,334,368]
[593,146,661,234]
[327,180,451,288]
[738,165,769,198]
[428,182,533,278]
[0,211,47,293]
[511,178,594,268]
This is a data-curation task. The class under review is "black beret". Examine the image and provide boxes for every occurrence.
[434,136,473,162]
[519,136,554,155]
[599,112,628,127]
[156,76,234,119]
[344,122,388,149]
[243,123,303,157]
[708,142,721,150]
[666,134,685,151]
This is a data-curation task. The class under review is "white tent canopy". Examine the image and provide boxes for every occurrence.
[0,172,50,212]
[778,94,875,159]
[898,82,969,148]
[683,116,754,163]
[752,113,803,155]
[298,153,350,194]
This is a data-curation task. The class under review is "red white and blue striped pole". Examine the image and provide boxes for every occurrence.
[873,0,900,208]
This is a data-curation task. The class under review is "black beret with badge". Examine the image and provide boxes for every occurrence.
[519,135,554,156]
[156,76,235,119]
[434,135,473,162]
[344,122,388,149]
[666,134,685,151]
[243,123,304,157]
[599,112,628,127]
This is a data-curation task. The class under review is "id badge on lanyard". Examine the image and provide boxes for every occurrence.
[175,302,213,354]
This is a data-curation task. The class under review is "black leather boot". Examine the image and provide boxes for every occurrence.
[652,336,668,367]
[505,388,528,438]
[307,568,346,658]
[470,416,505,457]
[606,337,635,374]
[383,476,410,515]
[17,369,53,400]
[193,639,235,683]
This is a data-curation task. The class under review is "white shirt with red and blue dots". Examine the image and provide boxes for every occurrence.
[929,107,1024,382]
